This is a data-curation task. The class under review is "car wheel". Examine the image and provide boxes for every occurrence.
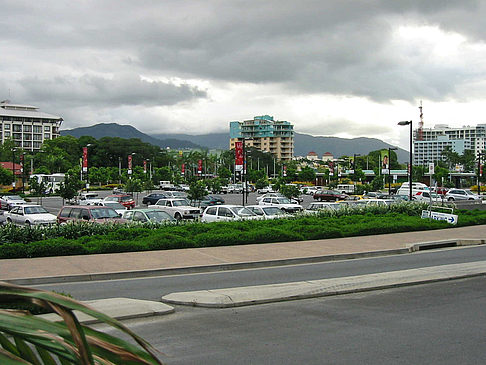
[448,197,454,201]
[25,221,31,227]
[6,218,12,224]
[174,213,182,220]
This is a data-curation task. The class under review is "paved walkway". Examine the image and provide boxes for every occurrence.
[1,225,485,284]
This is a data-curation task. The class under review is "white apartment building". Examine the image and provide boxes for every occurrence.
[414,124,486,165]
[0,100,62,150]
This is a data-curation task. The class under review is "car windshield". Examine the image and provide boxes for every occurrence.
[24,206,49,214]
[262,207,284,215]
[172,199,189,206]
[230,207,256,217]
[120,196,133,202]
[104,197,117,202]
[275,198,292,204]
[145,210,173,221]
[7,195,23,201]
[104,202,125,209]
[465,190,475,195]
[90,208,119,219]
[84,195,98,200]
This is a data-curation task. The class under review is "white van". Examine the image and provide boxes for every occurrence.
[397,182,439,201]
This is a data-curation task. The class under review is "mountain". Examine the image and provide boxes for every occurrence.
[61,123,408,162]
[293,133,409,162]
[61,123,201,149]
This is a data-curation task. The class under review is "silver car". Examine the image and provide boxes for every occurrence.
[4,205,57,226]
[445,189,482,201]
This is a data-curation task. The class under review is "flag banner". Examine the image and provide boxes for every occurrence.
[82,147,88,172]
[235,141,243,171]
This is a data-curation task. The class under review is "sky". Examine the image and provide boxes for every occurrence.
[1,0,486,150]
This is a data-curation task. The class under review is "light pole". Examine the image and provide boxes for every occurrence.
[477,152,483,196]
[352,153,360,194]
[11,148,16,191]
[398,120,413,201]
[84,144,92,191]
[388,147,397,195]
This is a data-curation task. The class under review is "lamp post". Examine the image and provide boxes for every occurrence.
[352,154,360,194]
[84,144,92,191]
[387,147,397,195]
[11,148,16,190]
[477,152,483,196]
[398,120,413,201]
[21,152,26,194]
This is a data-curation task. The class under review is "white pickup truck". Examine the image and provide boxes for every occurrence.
[148,198,201,220]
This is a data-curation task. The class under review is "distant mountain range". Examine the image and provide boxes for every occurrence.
[61,123,409,162]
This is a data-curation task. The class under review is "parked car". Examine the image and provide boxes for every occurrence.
[305,202,340,213]
[142,193,168,205]
[122,209,175,223]
[190,195,225,208]
[96,201,127,215]
[4,205,57,226]
[148,198,201,220]
[160,191,188,199]
[76,192,103,206]
[0,195,27,210]
[57,206,127,224]
[256,186,274,194]
[246,205,290,219]
[103,194,136,209]
[258,196,303,213]
[445,189,482,201]
[313,190,348,202]
[412,190,441,202]
[201,205,258,222]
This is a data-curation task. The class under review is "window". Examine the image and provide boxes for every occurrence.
[3,124,10,130]
[218,207,233,217]
[13,125,22,132]
[33,134,42,141]
[133,212,147,222]
[206,207,217,215]
[4,131,9,137]
[23,141,32,148]
[33,126,42,133]
[124,211,133,220]
[23,125,32,132]
[44,126,50,132]
[13,133,22,140]
[44,133,50,140]
[59,207,72,218]
[23,133,32,140]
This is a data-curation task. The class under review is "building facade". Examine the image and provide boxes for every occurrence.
[414,124,486,165]
[229,115,294,160]
[0,100,62,150]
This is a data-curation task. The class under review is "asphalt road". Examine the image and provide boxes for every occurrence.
[96,276,486,364]
[34,245,486,302]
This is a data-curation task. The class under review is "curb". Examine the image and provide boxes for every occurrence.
[161,260,486,308]
[5,239,485,286]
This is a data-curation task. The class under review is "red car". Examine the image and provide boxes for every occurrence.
[103,194,136,209]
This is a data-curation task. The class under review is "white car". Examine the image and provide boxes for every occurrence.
[148,198,201,220]
[258,197,303,213]
[445,189,482,201]
[0,195,27,210]
[256,186,274,194]
[201,205,258,222]
[96,201,127,215]
[305,202,340,213]
[4,205,57,226]
[246,205,290,219]
[76,192,103,206]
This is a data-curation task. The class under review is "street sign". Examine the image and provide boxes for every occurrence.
[428,163,434,174]
[421,210,458,225]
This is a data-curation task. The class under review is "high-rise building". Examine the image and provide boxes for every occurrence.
[229,115,294,160]
[0,100,62,150]
[414,124,486,165]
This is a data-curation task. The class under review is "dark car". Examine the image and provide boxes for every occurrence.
[142,193,168,205]
[104,194,136,209]
[313,189,348,202]
[57,206,127,224]
[190,195,225,208]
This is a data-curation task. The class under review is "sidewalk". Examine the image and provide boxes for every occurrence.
[1,225,485,285]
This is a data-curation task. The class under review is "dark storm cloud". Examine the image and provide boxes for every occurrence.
[11,74,206,107]
[1,0,485,106]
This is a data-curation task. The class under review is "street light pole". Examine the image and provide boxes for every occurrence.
[11,148,16,191]
[352,153,360,194]
[398,120,413,201]
[477,152,483,195]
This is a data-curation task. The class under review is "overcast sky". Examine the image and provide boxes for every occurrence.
[1,0,486,149]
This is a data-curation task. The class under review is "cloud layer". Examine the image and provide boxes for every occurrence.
[1,0,486,148]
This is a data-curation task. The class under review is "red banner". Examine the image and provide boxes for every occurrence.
[181,163,185,175]
[235,141,243,171]
[143,160,147,173]
[128,155,132,174]
[82,147,88,172]
[283,165,287,177]
[198,159,202,174]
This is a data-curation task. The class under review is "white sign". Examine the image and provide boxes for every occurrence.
[428,163,435,174]
[421,210,458,225]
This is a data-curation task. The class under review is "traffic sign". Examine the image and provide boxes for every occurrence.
[421,210,458,225]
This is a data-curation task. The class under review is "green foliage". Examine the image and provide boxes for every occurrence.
[188,180,207,201]
[0,282,162,364]
[298,167,316,182]
[1,204,485,259]
[0,166,13,185]
[279,184,301,200]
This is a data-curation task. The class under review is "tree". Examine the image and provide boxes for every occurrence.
[57,173,82,204]
[279,184,301,201]
[0,166,13,185]
[188,180,207,202]
[298,167,316,182]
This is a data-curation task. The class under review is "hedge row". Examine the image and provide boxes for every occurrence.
[2,208,486,259]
